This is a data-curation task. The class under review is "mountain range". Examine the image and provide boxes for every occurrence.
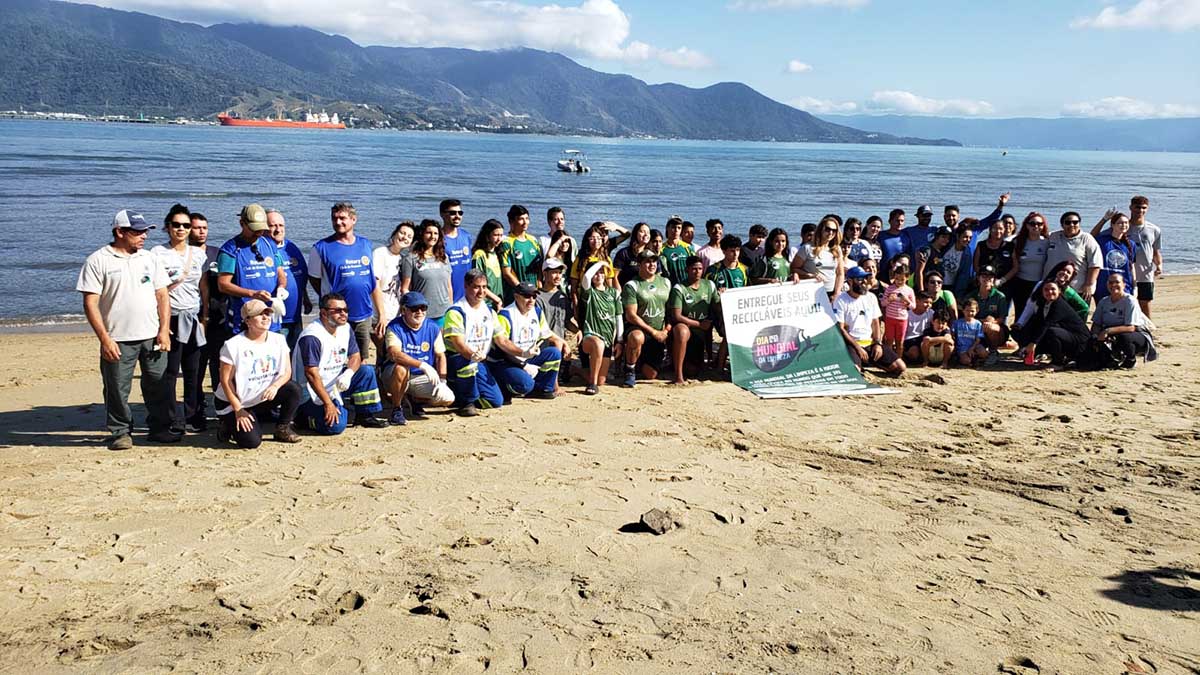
[0,0,957,145]
[820,114,1200,153]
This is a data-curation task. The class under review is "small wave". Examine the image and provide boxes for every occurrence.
[0,314,87,328]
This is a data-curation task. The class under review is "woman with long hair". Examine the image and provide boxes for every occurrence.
[374,220,416,328]
[470,219,506,309]
[1020,280,1091,369]
[1006,211,1050,320]
[1012,260,1089,345]
[400,219,453,324]
[790,216,845,297]
[752,228,791,284]
[613,221,652,285]
[1093,209,1137,303]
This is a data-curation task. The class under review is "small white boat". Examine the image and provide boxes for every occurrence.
[557,149,590,173]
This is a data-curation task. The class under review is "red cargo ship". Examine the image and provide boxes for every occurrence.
[217,111,345,129]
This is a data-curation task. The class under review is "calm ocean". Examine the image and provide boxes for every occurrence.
[1,119,1197,324]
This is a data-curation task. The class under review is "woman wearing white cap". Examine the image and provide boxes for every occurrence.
[578,261,622,395]
[215,299,302,448]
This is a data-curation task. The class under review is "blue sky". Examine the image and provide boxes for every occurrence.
[79,0,1200,118]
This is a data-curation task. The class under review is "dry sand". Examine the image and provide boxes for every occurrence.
[0,278,1197,674]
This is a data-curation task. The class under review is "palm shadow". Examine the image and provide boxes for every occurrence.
[1099,567,1200,611]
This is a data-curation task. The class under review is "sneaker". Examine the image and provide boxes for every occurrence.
[147,429,182,444]
[185,421,207,433]
[621,369,636,388]
[584,384,598,396]
[984,350,1000,367]
[530,389,556,400]
[388,408,407,426]
[274,424,301,443]
[108,434,133,451]
[457,403,479,417]
[359,415,389,428]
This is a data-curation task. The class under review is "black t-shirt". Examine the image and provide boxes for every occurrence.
[976,240,1015,278]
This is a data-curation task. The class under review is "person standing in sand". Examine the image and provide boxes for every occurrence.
[498,204,543,305]
[695,218,725,273]
[1044,211,1102,303]
[1092,196,1162,318]
[151,203,209,434]
[189,210,224,418]
[217,203,288,335]
[440,199,472,302]
[309,201,386,359]
[78,209,177,450]
[265,208,311,350]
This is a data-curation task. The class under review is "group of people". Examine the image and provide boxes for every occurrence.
[77,194,1163,450]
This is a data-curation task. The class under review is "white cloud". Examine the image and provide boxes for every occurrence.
[1070,0,1200,30]
[786,60,813,74]
[789,96,858,114]
[731,0,868,10]
[865,90,994,116]
[73,0,714,69]
[1063,96,1200,118]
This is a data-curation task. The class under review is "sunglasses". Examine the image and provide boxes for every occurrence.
[444,210,464,216]
[1064,219,1081,225]
[250,243,264,262]
[824,227,838,233]
[406,305,429,312]
[322,306,348,314]
[169,221,191,228]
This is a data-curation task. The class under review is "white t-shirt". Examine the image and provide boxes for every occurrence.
[216,332,290,415]
[151,244,205,314]
[1128,220,1161,281]
[291,321,353,406]
[1045,231,1102,291]
[373,245,404,324]
[76,245,169,341]
[832,291,881,345]
[905,308,933,341]
[794,244,838,293]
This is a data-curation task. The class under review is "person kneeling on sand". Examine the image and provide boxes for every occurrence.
[292,293,388,434]
[489,282,565,401]
[215,300,302,448]
[832,266,906,376]
[920,309,954,368]
[443,270,505,415]
[902,291,934,364]
[382,292,456,425]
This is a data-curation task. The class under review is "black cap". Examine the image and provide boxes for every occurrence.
[977,264,997,277]
[514,282,539,297]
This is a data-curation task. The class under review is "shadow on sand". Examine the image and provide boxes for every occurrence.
[1100,567,1200,612]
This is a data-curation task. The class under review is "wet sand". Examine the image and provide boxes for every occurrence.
[0,277,1197,673]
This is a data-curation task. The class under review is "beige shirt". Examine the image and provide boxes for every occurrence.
[76,245,169,341]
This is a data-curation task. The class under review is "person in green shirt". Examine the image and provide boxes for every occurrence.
[579,262,622,395]
[967,265,1012,358]
[751,228,791,284]
[659,216,695,286]
[470,219,505,309]
[705,234,749,290]
[498,204,543,304]
[668,256,719,384]
[620,249,672,387]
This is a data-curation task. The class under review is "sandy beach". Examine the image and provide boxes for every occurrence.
[0,277,1197,673]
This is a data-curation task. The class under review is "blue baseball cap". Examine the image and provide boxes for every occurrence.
[112,209,153,231]
[846,266,870,280]
[400,291,428,308]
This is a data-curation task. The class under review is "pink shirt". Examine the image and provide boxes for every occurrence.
[883,283,915,320]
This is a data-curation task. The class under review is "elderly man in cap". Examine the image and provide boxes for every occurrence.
[489,281,565,400]
[382,291,455,425]
[293,292,388,434]
[77,210,178,450]
[832,266,907,376]
[536,256,573,386]
[217,203,288,335]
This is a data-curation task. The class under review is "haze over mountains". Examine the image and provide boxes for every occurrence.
[821,114,1200,153]
[0,0,956,145]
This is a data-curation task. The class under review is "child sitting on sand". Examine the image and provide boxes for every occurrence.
[902,291,934,363]
[921,308,954,368]
[951,298,989,367]
[882,264,915,354]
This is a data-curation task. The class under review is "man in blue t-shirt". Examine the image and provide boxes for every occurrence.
[265,208,311,349]
[903,204,934,259]
[381,291,455,424]
[878,208,908,272]
[440,198,473,301]
[216,203,287,334]
[308,201,385,359]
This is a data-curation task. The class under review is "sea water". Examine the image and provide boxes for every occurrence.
[1,119,1197,324]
